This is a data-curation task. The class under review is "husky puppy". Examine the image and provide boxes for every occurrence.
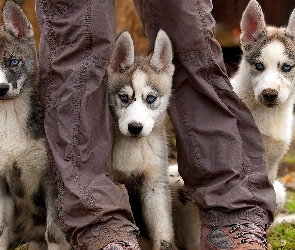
[231,0,295,221]
[0,1,69,249]
[107,30,176,250]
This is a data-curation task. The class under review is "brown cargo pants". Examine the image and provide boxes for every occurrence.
[36,0,276,249]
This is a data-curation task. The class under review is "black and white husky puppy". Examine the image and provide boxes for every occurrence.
[0,1,69,249]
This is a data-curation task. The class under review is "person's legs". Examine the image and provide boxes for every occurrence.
[134,0,276,245]
[36,1,139,249]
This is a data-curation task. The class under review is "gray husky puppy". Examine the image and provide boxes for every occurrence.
[0,1,70,249]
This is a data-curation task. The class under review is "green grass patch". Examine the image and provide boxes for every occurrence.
[170,137,176,148]
[268,190,295,249]
[268,223,295,249]
[283,154,295,165]
[285,191,295,214]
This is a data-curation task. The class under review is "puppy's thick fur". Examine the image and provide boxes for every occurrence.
[231,0,295,225]
[107,30,176,250]
[0,1,69,249]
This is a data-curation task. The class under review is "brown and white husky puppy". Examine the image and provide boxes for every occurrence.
[107,30,176,250]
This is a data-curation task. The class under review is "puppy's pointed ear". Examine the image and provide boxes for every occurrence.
[149,30,174,74]
[2,0,33,39]
[240,0,266,46]
[286,9,295,40]
[108,31,134,74]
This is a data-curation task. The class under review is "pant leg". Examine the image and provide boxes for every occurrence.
[133,0,276,227]
[36,1,139,248]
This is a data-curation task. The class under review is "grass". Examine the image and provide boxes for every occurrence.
[268,190,295,249]
[267,144,295,250]
[285,191,295,214]
[283,155,295,165]
[268,223,295,249]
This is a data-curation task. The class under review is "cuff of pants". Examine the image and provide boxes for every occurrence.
[200,206,269,228]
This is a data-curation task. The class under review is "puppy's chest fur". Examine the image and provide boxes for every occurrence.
[112,128,169,238]
[112,124,168,181]
[0,95,47,170]
[0,97,49,243]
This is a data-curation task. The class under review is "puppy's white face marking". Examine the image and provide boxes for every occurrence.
[0,70,7,83]
[115,69,166,137]
[0,68,25,100]
[250,41,295,107]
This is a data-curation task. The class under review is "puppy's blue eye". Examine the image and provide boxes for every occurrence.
[10,59,19,67]
[146,94,157,104]
[118,94,128,103]
[282,64,292,72]
[255,62,264,71]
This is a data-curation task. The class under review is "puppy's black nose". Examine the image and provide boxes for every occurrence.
[0,84,9,96]
[128,122,143,136]
[262,88,278,103]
